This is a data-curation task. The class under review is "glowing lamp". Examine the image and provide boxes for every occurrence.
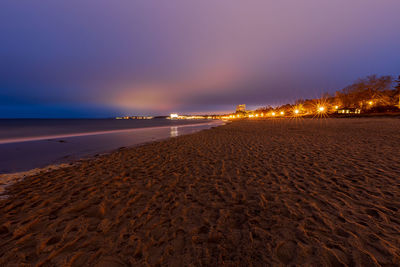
[280,111,284,115]
[368,101,373,105]
[318,107,325,112]
[271,112,276,116]
[335,106,338,109]
[294,109,299,114]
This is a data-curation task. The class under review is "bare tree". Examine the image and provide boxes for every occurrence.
[334,75,393,109]
[395,75,400,107]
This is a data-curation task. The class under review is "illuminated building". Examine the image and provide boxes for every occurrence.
[169,113,179,119]
[337,108,361,114]
[236,104,246,113]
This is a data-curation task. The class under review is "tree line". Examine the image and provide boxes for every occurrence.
[257,75,400,115]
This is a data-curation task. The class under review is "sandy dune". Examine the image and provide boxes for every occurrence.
[1,118,400,266]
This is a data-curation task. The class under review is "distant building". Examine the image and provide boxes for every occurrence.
[169,113,179,119]
[236,104,246,113]
[337,108,361,114]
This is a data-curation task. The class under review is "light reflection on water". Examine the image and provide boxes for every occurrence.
[170,126,178,137]
[0,121,224,173]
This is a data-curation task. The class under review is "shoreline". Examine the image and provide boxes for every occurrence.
[0,121,226,196]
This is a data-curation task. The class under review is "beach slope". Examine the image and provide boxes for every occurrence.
[1,118,400,266]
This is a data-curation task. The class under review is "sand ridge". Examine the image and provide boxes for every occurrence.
[0,118,400,266]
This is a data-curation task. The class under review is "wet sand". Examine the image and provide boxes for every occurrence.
[1,118,400,266]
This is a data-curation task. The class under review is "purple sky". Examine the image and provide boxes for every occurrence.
[1,0,400,117]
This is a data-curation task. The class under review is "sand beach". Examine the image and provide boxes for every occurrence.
[1,118,400,266]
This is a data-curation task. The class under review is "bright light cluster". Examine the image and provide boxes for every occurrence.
[221,102,371,120]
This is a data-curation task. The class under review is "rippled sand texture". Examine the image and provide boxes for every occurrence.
[1,118,400,266]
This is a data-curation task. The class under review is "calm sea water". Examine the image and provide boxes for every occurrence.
[0,119,224,173]
[0,119,215,142]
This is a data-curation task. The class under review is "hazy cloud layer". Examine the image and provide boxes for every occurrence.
[1,0,400,117]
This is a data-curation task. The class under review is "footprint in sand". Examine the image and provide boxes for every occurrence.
[95,256,127,267]
[276,240,297,264]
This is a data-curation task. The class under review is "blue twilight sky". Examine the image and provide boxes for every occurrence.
[1,0,400,117]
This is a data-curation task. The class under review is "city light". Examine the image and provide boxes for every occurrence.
[170,113,179,119]
[271,112,276,116]
[318,107,325,112]
[294,109,299,114]
[280,111,284,115]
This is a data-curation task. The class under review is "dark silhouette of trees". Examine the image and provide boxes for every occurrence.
[258,74,399,114]
[395,75,400,107]
[334,75,393,109]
